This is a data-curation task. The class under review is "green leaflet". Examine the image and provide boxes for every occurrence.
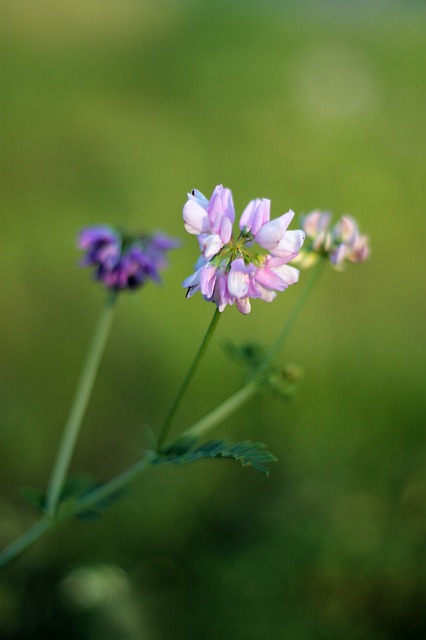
[224,340,266,375]
[156,437,277,476]
[21,486,46,513]
[21,475,126,520]
[224,340,302,402]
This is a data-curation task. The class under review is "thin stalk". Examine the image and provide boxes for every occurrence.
[45,291,118,518]
[0,519,53,570]
[177,262,325,443]
[62,453,154,518]
[180,380,258,441]
[254,260,325,376]
[157,308,221,448]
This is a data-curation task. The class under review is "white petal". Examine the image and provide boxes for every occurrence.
[273,230,305,257]
[183,200,211,235]
[236,296,251,314]
[272,264,299,286]
[255,219,282,250]
[227,269,249,298]
[199,234,223,259]
[255,283,277,302]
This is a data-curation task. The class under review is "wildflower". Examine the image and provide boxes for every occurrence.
[293,210,370,269]
[78,225,179,291]
[183,185,304,314]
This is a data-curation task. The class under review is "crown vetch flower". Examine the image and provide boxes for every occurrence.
[293,210,370,269]
[182,185,304,314]
[78,225,179,291]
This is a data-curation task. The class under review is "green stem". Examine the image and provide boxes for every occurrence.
[0,453,153,570]
[63,453,154,518]
[0,519,53,570]
[157,308,221,449]
[0,264,324,570]
[44,291,118,518]
[181,381,258,441]
[254,260,325,376]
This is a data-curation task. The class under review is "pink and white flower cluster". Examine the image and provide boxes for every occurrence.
[293,211,370,269]
[182,185,305,314]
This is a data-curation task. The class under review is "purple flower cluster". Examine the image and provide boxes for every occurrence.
[182,185,305,314]
[78,226,179,291]
[293,211,370,269]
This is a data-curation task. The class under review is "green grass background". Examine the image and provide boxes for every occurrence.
[1,1,426,638]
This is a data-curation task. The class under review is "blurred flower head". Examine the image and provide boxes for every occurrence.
[293,211,370,269]
[182,185,305,314]
[78,225,179,291]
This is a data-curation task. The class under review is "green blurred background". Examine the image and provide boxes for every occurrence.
[1,0,426,637]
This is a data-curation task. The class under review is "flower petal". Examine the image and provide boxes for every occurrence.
[208,185,235,227]
[239,198,270,235]
[188,189,209,210]
[272,230,305,259]
[255,210,294,251]
[183,200,211,235]
[200,265,218,298]
[303,211,331,238]
[236,296,251,314]
[227,258,255,298]
[198,233,223,259]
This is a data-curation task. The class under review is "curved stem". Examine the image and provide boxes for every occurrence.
[45,291,118,518]
[157,308,221,449]
[254,260,325,377]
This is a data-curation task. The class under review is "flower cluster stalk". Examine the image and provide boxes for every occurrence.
[44,291,117,518]
[157,308,221,449]
[255,259,325,376]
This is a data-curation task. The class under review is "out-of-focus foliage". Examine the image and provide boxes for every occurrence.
[1,1,426,638]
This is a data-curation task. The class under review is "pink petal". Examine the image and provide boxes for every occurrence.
[239,198,270,235]
[335,215,358,242]
[236,296,251,314]
[214,273,234,311]
[255,267,288,291]
[208,185,235,226]
[255,210,294,250]
[303,211,331,237]
[219,215,233,245]
[200,265,217,298]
